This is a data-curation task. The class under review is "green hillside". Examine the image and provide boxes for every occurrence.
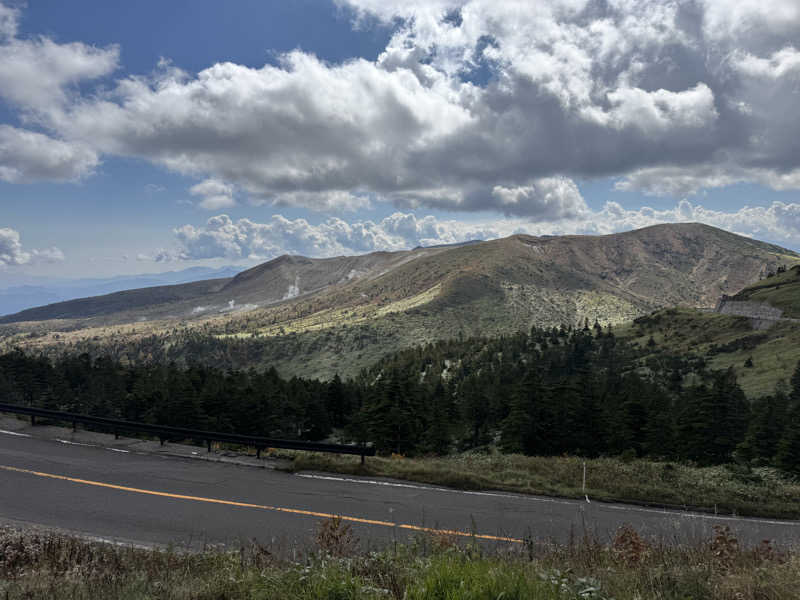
[729,264,800,317]
[615,265,800,397]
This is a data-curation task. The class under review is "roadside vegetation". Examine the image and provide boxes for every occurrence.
[287,452,800,519]
[1,520,799,599]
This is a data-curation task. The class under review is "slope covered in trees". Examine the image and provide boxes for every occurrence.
[2,323,798,472]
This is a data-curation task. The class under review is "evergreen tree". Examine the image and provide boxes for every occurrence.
[738,390,787,462]
[423,381,451,454]
[776,401,800,474]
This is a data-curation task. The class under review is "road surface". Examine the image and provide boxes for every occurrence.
[0,429,798,550]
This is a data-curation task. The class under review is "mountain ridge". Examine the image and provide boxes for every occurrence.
[2,223,798,380]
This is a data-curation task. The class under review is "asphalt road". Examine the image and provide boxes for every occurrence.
[1,430,799,551]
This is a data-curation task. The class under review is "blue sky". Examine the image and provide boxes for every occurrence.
[2,0,800,280]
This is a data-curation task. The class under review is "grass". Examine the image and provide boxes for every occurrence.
[282,451,800,519]
[1,520,799,599]
[617,307,800,397]
[733,266,800,318]
[215,284,444,340]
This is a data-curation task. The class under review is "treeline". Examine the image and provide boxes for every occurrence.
[1,324,799,471]
[0,351,359,441]
[354,325,800,471]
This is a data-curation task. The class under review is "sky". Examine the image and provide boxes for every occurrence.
[1,0,800,281]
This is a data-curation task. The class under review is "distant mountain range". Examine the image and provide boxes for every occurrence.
[0,266,244,317]
[2,223,798,380]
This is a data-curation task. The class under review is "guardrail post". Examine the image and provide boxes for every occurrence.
[160,437,165,446]
[361,450,365,465]
[256,447,262,459]
[207,440,212,453]
[114,431,119,440]
[30,415,35,426]
[72,421,77,432]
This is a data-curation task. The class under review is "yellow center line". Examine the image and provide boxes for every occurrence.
[0,464,522,544]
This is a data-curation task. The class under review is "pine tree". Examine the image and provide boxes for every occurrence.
[423,382,451,454]
[776,401,800,474]
[500,371,537,454]
[738,390,787,463]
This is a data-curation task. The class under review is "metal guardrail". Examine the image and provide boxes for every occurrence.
[0,402,374,462]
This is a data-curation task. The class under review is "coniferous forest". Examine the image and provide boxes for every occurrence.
[2,323,799,473]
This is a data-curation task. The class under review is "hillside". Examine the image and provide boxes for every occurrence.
[728,264,800,318]
[619,267,800,397]
[1,223,798,379]
[0,266,244,317]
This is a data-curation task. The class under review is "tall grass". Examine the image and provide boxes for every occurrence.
[285,451,800,518]
[1,521,798,599]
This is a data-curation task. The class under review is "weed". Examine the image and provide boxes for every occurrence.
[316,516,359,558]
[612,524,649,566]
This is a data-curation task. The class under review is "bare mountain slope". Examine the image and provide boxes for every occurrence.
[2,223,798,378]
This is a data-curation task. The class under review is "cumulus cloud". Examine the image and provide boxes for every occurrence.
[0,227,64,267]
[490,177,587,219]
[189,178,236,210]
[0,2,113,184]
[1,0,800,208]
[0,36,118,113]
[165,199,800,263]
[0,125,99,183]
[170,212,493,261]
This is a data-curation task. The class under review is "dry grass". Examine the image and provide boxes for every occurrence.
[1,520,799,599]
[284,451,800,519]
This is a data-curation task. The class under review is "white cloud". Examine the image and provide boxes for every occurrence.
[701,0,800,43]
[170,212,491,261]
[1,0,800,206]
[0,227,64,266]
[734,47,800,79]
[0,1,17,39]
[0,28,118,113]
[490,177,587,219]
[31,246,65,263]
[615,165,800,197]
[0,227,29,266]
[604,84,718,134]
[0,2,113,184]
[168,198,800,263]
[0,125,98,183]
[189,178,236,210]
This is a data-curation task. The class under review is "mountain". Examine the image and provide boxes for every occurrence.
[0,266,244,317]
[1,223,798,380]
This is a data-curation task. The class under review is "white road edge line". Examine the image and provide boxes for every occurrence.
[56,439,95,448]
[295,473,575,505]
[296,473,800,527]
[106,448,130,453]
[0,429,30,437]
